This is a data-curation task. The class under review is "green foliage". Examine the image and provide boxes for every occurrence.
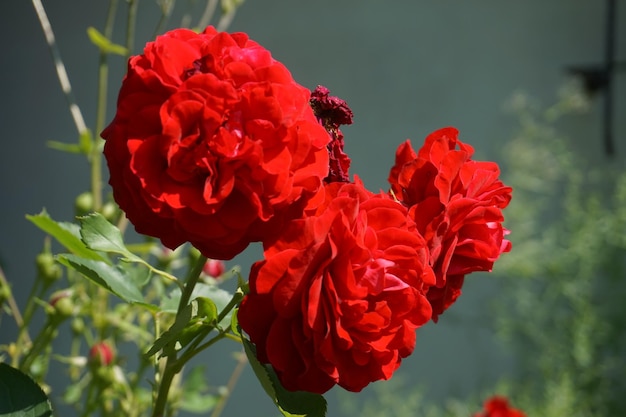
[0,363,52,417]
[493,82,626,416]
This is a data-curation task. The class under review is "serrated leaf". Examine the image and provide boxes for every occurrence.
[86,27,128,56]
[145,303,194,358]
[78,213,142,262]
[0,363,53,416]
[242,337,327,417]
[57,254,144,303]
[26,210,106,262]
[161,283,234,327]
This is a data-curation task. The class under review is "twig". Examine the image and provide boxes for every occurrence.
[31,0,88,136]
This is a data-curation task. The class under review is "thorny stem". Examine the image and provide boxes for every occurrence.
[151,255,207,417]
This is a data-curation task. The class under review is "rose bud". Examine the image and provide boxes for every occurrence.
[89,342,115,367]
[203,259,225,279]
[48,290,74,317]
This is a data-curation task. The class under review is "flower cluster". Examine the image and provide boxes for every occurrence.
[473,396,527,417]
[104,26,512,395]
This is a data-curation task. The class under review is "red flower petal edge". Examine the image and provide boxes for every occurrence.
[102,26,331,260]
[388,127,512,321]
[238,179,435,393]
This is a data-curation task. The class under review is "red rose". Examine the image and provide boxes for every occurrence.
[102,27,330,260]
[388,127,512,321]
[238,180,434,394]
[473,396,527,417]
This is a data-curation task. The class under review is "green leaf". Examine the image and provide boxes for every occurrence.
[161,283,234,327]
[57,254,144,303]
[86,27,128,56]
[78,213,142,263]
[0,363,53,416]
[145,303,194,358]
[26,210,106,262]
[242,338,327,417]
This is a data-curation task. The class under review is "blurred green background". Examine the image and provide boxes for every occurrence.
[0,1,624,416]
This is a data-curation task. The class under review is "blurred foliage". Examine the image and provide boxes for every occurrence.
[492,79,626,417]
[335,79,626,416]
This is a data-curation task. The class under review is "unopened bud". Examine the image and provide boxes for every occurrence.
[203,259,225,279]
[74,192,94,216]
[100,201,118,222]
[36,252,62,283]
[49,290,74,317]
[89,341,115,367]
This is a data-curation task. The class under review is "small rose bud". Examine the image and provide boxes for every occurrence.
[48,290,74,317]
[74,191,94,216]
[203,259,225,279]
[36,252,62,283]
[100,201,118,222]
[71,317,85,335]
[89,342,115,367]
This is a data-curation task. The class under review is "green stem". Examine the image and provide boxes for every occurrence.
[126,0,140,59]
[13,277,49,367]
[92,0,118,213]
[151,254,207,417]
[19,318,59,375]
[31,0,88,136]
[152,0,176,38]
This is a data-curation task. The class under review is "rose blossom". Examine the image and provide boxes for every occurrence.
[102,27,330,260]
[473,396,527,417]
[238,180,435,394]
[388,127,512,321]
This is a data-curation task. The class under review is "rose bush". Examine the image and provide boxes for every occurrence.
[238,180,435,394]
[473,396,527,417]
[102,26,330,260]
[388,127,512,320]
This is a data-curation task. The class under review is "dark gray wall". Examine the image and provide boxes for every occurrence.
[1,1,624,416]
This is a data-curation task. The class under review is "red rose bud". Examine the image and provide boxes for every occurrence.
[473,396,527,417]
[89,342,115,367]
[239,180,435,394]
[310,85,354,183]
[203,259,225,278]
[388,127,512,321]
[102,26,330,260]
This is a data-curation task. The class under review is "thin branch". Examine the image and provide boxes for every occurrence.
[31,0,88,136]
